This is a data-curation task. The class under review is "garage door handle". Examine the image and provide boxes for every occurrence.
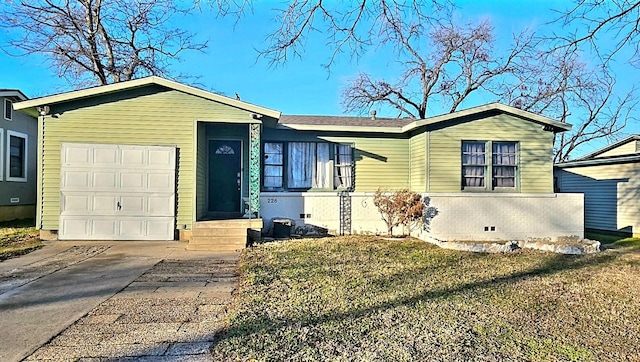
[117,202,122,210]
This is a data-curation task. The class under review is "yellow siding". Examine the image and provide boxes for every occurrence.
[429,114,554,193]
[323,136,410,191]
[409,132,427,192]
[41,89,255,231]
[596,141,639,158]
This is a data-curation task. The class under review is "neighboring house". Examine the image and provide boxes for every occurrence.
[0,90,37,222]
[13,77,584,248]
[555,135,640,237]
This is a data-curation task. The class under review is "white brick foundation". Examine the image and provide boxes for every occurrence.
[260,192,584,241]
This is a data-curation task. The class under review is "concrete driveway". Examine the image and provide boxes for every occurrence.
[0,241,239,361]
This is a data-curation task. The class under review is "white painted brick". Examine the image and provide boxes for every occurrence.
[260,192,584,241]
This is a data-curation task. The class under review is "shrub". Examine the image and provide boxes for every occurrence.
[373,189,424,237]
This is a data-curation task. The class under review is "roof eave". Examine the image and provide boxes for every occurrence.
[0,90,28,101]
[13,76,281,119]
[574,135,640,161]
[277,123,405,133]
[401,103,572,133]
[555,154,640,168]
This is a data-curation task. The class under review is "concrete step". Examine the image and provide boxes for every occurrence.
[189,236,247,245]
[191,227,248,237]
[186,243,244,252]
[195,219,263,229]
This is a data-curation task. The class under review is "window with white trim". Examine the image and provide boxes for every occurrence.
[462,140,517,190]
[6,130,27,182]
[263,141,354,191]
[4,99,12,121]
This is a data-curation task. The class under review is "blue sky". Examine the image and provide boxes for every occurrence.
[0,0,636,155]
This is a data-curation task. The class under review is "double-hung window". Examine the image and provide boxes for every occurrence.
[334,144,353,189]
[492,142,517,188]
[462,141,486,188]
[263,141,354,191]
[6,130,27,182]
[462,140,517,191]
[264,142,284,188]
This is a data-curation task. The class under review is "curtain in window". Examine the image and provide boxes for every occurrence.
[288,142,314,188]
[462,142,485,187]
[335,144,353,189]
[314,143,331,188]
[493,143,516,165]
[493,142,516,187]
[493,166,515,187]
[463,166,485,187]
[462,142,485,165]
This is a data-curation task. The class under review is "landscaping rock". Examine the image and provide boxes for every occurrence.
[423,236,601,255]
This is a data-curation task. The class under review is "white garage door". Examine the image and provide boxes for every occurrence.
[59,143,176,240]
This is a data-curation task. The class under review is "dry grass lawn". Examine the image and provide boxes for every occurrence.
[0,219,42,261]
[211,235,640,361]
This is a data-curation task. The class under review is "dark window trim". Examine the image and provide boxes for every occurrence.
[261,141,355,192]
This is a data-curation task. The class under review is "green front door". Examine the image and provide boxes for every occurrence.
[209,140,241,213]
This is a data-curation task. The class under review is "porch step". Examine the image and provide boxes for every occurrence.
[187,219,262,252]
[191,227,248,237]
[189,235,247,245]
[195,219,263,229]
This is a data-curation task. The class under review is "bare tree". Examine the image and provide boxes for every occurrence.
[338,9,637,160]
[341,17,532,118]
[258,1,638,161]
[0,0,207,87]
[554,0,640,67]
[258,0,448,69]
[502,48,638,162]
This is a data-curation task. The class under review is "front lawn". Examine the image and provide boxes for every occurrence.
[0,219,42,261]
[212,236,640,361]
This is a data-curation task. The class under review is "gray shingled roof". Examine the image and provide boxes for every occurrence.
[279,115,415,128]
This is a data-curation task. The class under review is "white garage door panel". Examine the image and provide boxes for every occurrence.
[61,192,174,217]
[59,143,176,240]
[62,171,90,188]
[148,173,175,190]
[94,172,118,189]
[121,172,146,189]
[59,217,175,240]
[121,148,145,166]
[148,149,175,168]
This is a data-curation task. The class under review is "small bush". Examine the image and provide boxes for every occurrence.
[373,189,424,236]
